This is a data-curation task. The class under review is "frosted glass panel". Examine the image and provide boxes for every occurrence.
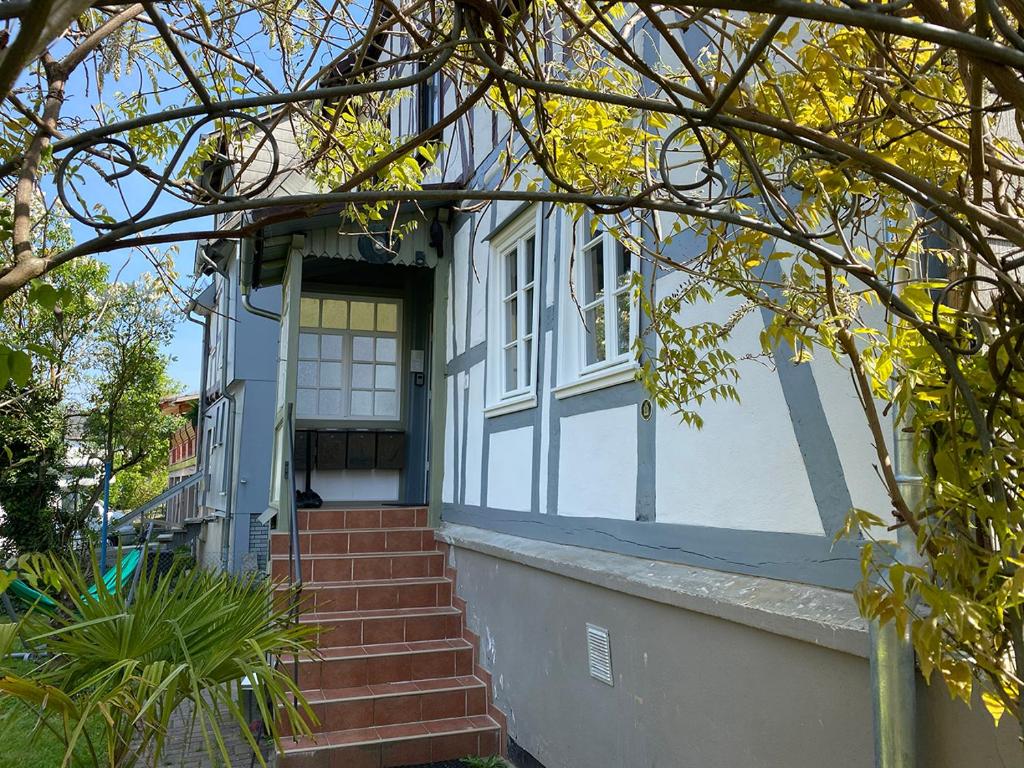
[318,389,342,416]
[375,391,398,417]
[299,333,318,359]
[296,389,317,417]
[322,299,348,329]
[352,336,374,361]
[320,335,343,361]
[351,390,373,416]
[297,361,318,387]
[320,362,343,387]
[351,363,374,389]
[377,303,398,332]
[351,301,375,330]
[375,364,396,389]
[375,337,396,362]
[300,298,320,327]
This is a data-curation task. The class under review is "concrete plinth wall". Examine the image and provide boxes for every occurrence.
[441,526,1022,768]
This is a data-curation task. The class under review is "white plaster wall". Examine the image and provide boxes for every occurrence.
[811,351,893,527]
[469,216,488,348]
[451,220,470,358]
[308,469,399,501]
[486,427,533,512]
[538,330,553,514]
[463,362,485,506]
[558,405,637,519]
[654,306,825,534]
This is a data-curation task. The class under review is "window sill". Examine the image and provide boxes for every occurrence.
[483,393,537,418]
[553,363,638,400]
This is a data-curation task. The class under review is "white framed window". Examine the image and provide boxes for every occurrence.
[579,222,633,371]
[296,295,402,421]
[486,213,540,413]
[555,214,639,398]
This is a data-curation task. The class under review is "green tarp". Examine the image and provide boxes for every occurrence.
[5,549,143,610]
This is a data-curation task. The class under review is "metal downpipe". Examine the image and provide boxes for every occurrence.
[871,259,922,768]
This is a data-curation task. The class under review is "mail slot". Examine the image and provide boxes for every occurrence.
[376,432,406,470]
[346,432,377,470]
[317,431,347,469]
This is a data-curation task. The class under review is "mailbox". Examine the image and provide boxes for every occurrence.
[318,431,347,469]
[346,432,377,469]
[376,432,406,470]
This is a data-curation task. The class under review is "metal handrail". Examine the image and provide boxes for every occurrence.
[112,471,204,528]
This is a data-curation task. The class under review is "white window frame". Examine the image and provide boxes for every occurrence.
[555,215,640,399]
[296,293,403,423]
[485,212,540,416]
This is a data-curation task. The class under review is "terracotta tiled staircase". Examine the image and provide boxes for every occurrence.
[271,506,505,767]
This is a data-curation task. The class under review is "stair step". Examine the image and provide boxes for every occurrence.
[291,639,475,691]
[301,606,463,647]
[270,551,445,582]
[289,676,488,735]
[278,715,501,768]
[278,577,453,613]
[271,527,436,556]
[286,507,427,532]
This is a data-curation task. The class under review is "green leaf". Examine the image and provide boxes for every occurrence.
[982,692,1006,726]
[8,349,31,387]
[28,281,59,311]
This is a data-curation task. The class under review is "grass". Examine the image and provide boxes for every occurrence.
[0,657,105,768]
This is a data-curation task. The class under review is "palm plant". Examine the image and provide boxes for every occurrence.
[0,553,317,767]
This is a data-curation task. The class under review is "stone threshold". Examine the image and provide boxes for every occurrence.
[439,523,869,658]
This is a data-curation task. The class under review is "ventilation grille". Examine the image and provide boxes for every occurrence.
[586,624,613,686]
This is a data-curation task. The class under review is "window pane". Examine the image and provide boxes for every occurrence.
[504,248,518,297]
[351,301,375,330]
[318,389,343,417]
[300,298,320,327]
[297,361,318,387]
[352,363,374,389]
[321,334,343,361]
[375,391,398,417]
[320,362,343,388]
[525,286,534,334]
[525,237,535,284]
[584,306,607,366]
[524,337,533,382]
[298,333,318,359]
[583,241,605,305]
[375,364,396,389]
[351,390,373,416]
[504,297,518,344]
[377,303,398,332]
[616,291,631,356]
[296,389,317,417]
[322,299,348,329]
[615,240,631,287]
[504,345,518,393]
[376,337,397,362]
[352,336,374,361]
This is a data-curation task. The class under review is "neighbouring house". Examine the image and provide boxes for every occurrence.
[186,239,282,572]
[188,36,1023,768]
[158,393,199,530]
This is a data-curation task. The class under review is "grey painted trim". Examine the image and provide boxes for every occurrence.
[636,218,657,522]
[546,214,563,516]
[758,262,854,537]
[441,503,863,591]
[485,406,537,433]
[439,523,868,657]
[427,251,452,527]
[446,341,486,376]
